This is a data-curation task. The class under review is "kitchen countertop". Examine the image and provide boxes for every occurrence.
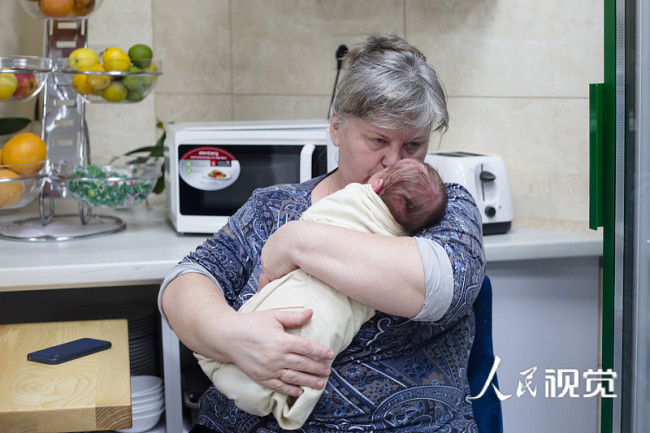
[0,201,603,292]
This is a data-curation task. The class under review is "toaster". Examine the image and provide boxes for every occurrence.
[425,151,513,235]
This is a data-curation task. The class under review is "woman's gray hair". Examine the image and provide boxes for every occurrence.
[332,33,448,134]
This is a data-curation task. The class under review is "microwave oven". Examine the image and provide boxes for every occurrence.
[165,120,337,234]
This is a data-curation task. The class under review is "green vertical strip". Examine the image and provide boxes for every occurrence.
[589,83,604,230]
[600,0,616,429]
[600,86,615,433]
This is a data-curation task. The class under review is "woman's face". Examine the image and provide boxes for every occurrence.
[330,113,431,185]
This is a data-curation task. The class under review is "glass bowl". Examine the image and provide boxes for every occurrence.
[0,56,52,102]
[53,155,162,208]
[57,58,162,104]
[20,0,104,19]
[0,160,49,209]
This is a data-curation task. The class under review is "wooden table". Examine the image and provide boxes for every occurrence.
[0,319,131,432]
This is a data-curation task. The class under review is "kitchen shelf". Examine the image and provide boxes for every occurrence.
[1,14,162,242]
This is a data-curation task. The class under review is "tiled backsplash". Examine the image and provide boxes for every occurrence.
[1,0,603,232]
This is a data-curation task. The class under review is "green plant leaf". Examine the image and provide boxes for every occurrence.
[152,161,165,194]
[155,130,166,148]
[124,122,167,194]
[125,145,163,157]
[0,118,31,136]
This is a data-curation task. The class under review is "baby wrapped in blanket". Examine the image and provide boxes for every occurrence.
[195,158,447,430]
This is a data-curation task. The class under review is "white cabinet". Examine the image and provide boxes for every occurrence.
[488,257,601,433]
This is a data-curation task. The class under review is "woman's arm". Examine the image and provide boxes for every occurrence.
[259,221,426,318]
[161,272,335,397]
[258,184,485,322]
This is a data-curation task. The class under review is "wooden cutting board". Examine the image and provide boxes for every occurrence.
[0,319,131,432]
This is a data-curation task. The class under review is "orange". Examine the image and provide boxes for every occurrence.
[1,133,47,176]
[38,0,75,17]
[0,168,24,208]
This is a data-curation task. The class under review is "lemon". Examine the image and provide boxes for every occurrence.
[128,44,153,69]
[101,81,128,102]
[69,48,100,70]
[102,47,130,72]
[84,64,111,93]
[72,72,93,95]
[0,71,18,100]
[142,61,158,85]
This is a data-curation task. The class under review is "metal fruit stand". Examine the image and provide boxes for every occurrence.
[0,1,162,241]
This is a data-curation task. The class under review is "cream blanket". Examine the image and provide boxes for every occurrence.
[195,183,406,430]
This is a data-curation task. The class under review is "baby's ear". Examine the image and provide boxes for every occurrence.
[371,178,385,194]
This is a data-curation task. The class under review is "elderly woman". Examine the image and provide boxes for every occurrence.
[159,33,485,432]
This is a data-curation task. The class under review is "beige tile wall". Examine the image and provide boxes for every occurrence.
[2,0,603,231]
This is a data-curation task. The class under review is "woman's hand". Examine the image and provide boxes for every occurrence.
[222,308,335,397]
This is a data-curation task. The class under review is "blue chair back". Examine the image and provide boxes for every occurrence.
[467,275,503,433]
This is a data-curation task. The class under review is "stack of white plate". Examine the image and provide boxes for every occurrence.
[70,303,159,375]
[126,305,158,375]
[117,375,165,433]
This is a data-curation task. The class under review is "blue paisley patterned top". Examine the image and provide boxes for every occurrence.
[183,173,485,433]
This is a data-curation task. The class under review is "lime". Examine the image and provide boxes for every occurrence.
[123,65,145,92]
[102,47,130,72]
[126,88,145,102]
[128,44,153,69]
[69,48,100,70]
[101,81,128,102]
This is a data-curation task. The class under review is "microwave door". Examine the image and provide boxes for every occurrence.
[178,144,304,217]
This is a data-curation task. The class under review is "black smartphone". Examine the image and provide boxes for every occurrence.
[27,338,112,364]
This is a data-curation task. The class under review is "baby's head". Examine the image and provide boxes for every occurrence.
[369,158,447,233]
